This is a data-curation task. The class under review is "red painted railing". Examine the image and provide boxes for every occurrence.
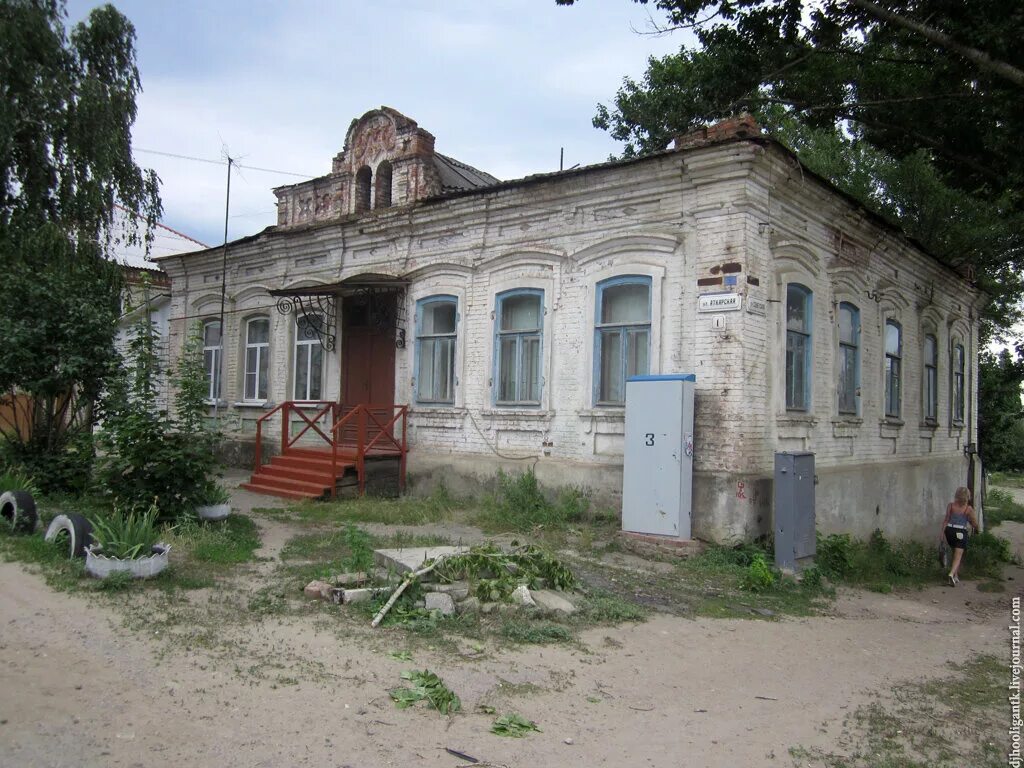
[254,401,408,498]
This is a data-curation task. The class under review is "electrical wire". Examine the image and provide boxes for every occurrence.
[134,147,315,179]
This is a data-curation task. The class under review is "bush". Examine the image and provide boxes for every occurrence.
[96,321,219,520]
[817,533,855,578]
[742,553,777,592]
[964,530,1014,579]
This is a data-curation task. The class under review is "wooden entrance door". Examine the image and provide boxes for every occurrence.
[341,293,396,407]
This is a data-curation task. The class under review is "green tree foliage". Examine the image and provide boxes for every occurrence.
[559,0,1023,194]
[96,321,219,520]
[0,0,161,486]
[762,109,1024,335]
[978,347,1024,472]
[557,0,1024,332]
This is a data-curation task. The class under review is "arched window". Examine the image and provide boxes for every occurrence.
[354,166,372,212]
[375,161,393,209]
[952,342,965,423]
[294,314,324,401]
[415,296,457,404]
[785,283,812,411]
[202,319,222,402]
[594,276,652,405]
[923,333,938,423]
[884,320,902,418]
[494,289,543,405]
[243,317,270,402]
[837,302,859,415]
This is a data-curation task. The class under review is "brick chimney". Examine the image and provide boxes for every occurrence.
[673,114,762,151]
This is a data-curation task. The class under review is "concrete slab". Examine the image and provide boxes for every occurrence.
[372,546,468,574]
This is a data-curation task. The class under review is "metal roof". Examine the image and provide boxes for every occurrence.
[433,152,500,193]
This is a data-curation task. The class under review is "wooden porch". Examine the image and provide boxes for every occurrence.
[241,402,408,501]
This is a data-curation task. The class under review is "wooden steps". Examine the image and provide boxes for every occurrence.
[241,452,356,500]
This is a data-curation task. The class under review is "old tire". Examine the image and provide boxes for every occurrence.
[44,513,94,559]
[0,490,38,534]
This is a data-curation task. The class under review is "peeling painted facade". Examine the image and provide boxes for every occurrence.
[156,107,982,543]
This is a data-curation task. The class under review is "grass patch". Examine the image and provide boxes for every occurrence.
[473,468,594,533]
[790,654,1007,767]
[816,528,1014,590]
[500,620,574,644]
[289,483,467,526]
[182,515,262,565]
[983,487,1024,526]
[0,507,262,595]
[989,471,1024,488]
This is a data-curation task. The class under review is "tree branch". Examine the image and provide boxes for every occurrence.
[848,0,1024,87]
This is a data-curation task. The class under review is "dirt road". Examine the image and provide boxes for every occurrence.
[1,515,1019,767]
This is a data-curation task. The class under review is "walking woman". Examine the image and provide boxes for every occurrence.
[940,486,980,586]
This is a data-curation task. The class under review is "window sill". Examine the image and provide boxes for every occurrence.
[879,418,903,439]
[777,413,818,426]
[410,405,464,414]
[576,407,625,421]
[481,408,553,422]
[204,399,228,408]
[234,400,272,409]
[831,416,861,438]
[919,420,939,431]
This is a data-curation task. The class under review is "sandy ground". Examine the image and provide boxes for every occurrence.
[1,486,1021,768]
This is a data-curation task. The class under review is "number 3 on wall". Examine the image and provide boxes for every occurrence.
[645,433,654,446]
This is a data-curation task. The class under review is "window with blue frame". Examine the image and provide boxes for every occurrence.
[837,302,859,414]
[885,320,902,418]
[952,342,965,423]
[594,276,651,404]
[494,289,543,405]
[785,283,812,411]
[923,333,938,423]
[202,319,222,402]
[415,296,457,404]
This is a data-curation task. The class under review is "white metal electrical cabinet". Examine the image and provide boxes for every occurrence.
[622,374,696,538]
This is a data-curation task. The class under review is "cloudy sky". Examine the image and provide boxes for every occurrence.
[65,0,689,252]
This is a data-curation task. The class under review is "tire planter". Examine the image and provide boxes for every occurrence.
[196,503,231,522]
[44,513,94,559]
[85,544,170,579]
[0,490,38,534]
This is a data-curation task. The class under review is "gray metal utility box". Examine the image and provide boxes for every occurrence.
[773,451,816,570]
[622,374,696,539]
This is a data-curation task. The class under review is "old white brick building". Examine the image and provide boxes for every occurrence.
[156,107,982,543]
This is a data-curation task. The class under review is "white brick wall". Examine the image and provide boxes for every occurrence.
[160,137,981,540]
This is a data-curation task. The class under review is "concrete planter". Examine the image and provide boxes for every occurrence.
[196,503,231,522]
[85,544,170,579]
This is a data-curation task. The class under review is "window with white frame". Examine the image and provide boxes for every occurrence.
[494,289,543,405]
[415,296,457,404]
[884,320,902,418]
[594,276,651,405]
[785,283,812,411]
[243,317,270,402]
[923,333,938,423]
[952,342,965,423]
[837,302,859,415]
[294,314,324,401]
[202,319,222,402]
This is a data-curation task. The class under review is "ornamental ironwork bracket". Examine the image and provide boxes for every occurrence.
[275,293,337,351]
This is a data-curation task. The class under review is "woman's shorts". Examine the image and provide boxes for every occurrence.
[945,526,969,550]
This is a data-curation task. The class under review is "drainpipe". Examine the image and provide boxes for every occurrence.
[965,295,983,505]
